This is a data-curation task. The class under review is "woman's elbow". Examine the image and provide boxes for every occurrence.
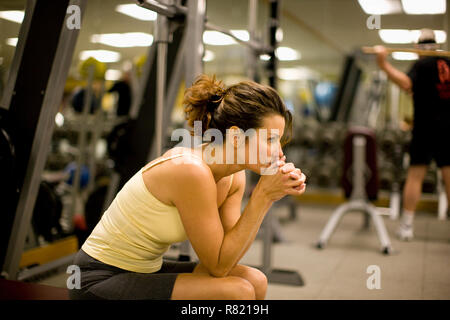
[207,264,231,278]
[210,267,229,278]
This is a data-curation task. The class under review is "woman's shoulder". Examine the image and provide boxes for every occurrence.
[162,146,205,164]
[158,147,211,177]
[141,147,214,206]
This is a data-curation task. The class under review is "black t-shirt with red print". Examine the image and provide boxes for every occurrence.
[407,56,450,136]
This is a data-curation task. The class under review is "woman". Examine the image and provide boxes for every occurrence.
[70,75,307,300]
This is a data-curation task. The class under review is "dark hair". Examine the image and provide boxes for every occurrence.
[184,74,292,146]
[418,39,437,44]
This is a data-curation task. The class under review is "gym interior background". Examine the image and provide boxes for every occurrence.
[0,0,449,300]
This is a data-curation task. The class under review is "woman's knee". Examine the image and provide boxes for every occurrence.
[230,265,267,299]
[248,268,268,299]
[222,276,256,300]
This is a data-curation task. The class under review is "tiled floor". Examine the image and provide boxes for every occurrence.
[38,202,450,300]
[240,203,450,299]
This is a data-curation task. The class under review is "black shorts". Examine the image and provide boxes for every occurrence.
[69,249,198,300]
[409,131,450,167]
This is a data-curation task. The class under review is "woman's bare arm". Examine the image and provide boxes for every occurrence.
[172,160,304,278]
[172,162,273,277]
[374,45,412,92]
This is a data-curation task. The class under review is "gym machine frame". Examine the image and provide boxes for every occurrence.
[1,0,87,280]
[316,133,393,255]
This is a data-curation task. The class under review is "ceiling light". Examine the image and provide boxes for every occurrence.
[105,69,122,81]
[358,0,403,15]
[392,52,419,60]
[91,32,153,47]
[380,29,447,44]
[0,10,24,23]
[410,30,447,43]
[259,54,271,61]
[55,112,64,127]
[378,29,413,43]
[275,47,301,61]
[79,50,121,63]
[203,31,236,45]
[276,28,284,42]
[277,67,318,81]
[230,30,250,42]
[115,4,157,21]
[432,30,447,43]
[6,38,18,47]
[203,50,215,62]
[401,0,446,14]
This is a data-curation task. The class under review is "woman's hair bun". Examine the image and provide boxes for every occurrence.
[184,74,226,134]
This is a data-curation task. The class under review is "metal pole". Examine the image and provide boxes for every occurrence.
[136,0,177,17]
[351,136,367,201]
[261,208,273,275]
[268,0,280,89]
[156,44,167,157]
[389,83,400,130]
[86,80,106,194]
[129,45,156,120]
[204,22,271,54]
[247,0,258,81]
[185,0,206,87]
[0,1,36,111]
[444,7,449,52]
[154,0,172,157]
[70,64,94,223]
[162,30,187,151]
[389,83,401,220]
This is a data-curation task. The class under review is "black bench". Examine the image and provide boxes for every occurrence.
[0,279,69,300]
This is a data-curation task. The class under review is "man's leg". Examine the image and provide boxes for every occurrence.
[398,165,428,240]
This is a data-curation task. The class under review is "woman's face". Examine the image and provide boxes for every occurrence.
[243,114,285,175]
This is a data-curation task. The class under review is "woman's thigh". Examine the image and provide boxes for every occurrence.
[72,252,198,300]
[171,272,255,300]
[87,271,181,300]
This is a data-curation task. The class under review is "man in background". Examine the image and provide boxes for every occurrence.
[108,70,132,117]
[374,29,450,241]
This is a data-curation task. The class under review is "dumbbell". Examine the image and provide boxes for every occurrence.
[296,118,320,148]
[379,160,395,190]
[398,130,412,152]
[320,122,343,150]
[64,162,91,189]
[316,155,339,187]
[379,129,398,154]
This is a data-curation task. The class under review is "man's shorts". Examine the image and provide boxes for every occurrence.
[409,131,450,167]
